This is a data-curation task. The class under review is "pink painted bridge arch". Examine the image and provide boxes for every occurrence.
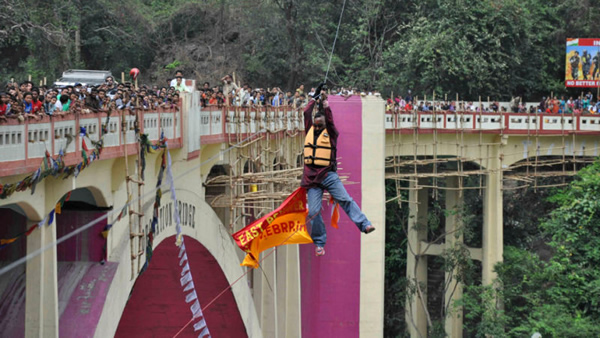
[115,235,247,337]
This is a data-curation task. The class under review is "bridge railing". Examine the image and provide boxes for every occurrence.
[180,91,304,153]
[0,107,182,177]
[385,110,600,135]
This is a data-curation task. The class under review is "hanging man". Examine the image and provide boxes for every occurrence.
[302,83,375,257]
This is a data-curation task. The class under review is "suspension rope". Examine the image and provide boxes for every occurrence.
[324,0,347,83]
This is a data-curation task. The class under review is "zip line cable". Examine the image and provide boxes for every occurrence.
[173,1,352,333]
[324,0,347,84]
[0,127,268,278]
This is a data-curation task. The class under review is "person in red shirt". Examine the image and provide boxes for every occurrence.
[302,83,375,256]
[0,92,9,119]
[31,89,43,114]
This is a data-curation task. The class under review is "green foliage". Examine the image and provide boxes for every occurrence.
[492,161,600,336]
[165,60,182,71]
[458,285,508,337]
[384,180,408,337]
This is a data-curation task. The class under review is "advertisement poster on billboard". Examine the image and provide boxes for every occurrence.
[565,38,600,88]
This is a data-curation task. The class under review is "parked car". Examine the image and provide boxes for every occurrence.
[53,70,113,87]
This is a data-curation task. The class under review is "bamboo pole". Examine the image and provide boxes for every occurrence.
[135,108,144,273]
[122,109,135,280]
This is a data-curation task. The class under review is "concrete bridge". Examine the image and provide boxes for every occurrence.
[0,87,598,337]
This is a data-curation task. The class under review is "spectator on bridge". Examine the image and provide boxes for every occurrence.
[169,70,186,87]
[140,94,150,110]
[31,89,43,114]
[538,97,546,113]
[285,91,294,106]
[0,93,9,120]
[44,96,58,116]
[105,76,117,91]
[386,98,393,111]
[405,90,413,104]
[221,74,239,105]
[551,97,559,114]
[271,88,281,107]
[397,97,406,110]
[172,93,180,106]
[582,95,590,111]
[297,94,307,108]
[448,101,456,112]
[85,89,100,112]
[491,101,499,112]
[173,76,189,93]
[69,92,81,113]
[237,84,251,106]
[209,92,219,105]
[22,92,41,120]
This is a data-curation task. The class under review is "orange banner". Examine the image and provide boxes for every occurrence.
[233,187,313,268]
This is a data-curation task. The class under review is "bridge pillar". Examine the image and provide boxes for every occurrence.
[406,178,428,337]
[25,217,59,338]
[259,251,277,337]
[482,143,503,286]
[444,177,463,338]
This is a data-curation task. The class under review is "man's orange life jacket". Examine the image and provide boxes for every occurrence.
[304,126,333,166]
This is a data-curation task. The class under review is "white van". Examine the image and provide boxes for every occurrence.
[54,70,113,87]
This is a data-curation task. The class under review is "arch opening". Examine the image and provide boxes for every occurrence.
[0,205,30,337]
[115,235,247,337]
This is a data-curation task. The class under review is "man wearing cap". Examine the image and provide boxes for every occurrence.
[302,83,375,257]
[221,74,239,105]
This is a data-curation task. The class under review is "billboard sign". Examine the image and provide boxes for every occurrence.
[565,38,600,87]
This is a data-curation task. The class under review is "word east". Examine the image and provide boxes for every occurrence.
[238,221,306,246]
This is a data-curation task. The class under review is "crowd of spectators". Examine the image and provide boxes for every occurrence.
[383,90,600,115]
[0,73,189,123]
[197,74,310,108]
[3,69,600,124]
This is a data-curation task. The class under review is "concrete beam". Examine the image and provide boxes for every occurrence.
[444,176,463,338]
[418,241,482,261]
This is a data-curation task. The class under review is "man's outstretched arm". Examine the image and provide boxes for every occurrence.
[322,96,338,139]
[304,99,316,131]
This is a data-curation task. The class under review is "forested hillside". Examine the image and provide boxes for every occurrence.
[2,0,599,100]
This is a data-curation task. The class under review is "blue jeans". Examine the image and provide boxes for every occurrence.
[307,172,371,247]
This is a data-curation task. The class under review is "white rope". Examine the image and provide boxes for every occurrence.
[324,0,348,83]
[0,128,268,277]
